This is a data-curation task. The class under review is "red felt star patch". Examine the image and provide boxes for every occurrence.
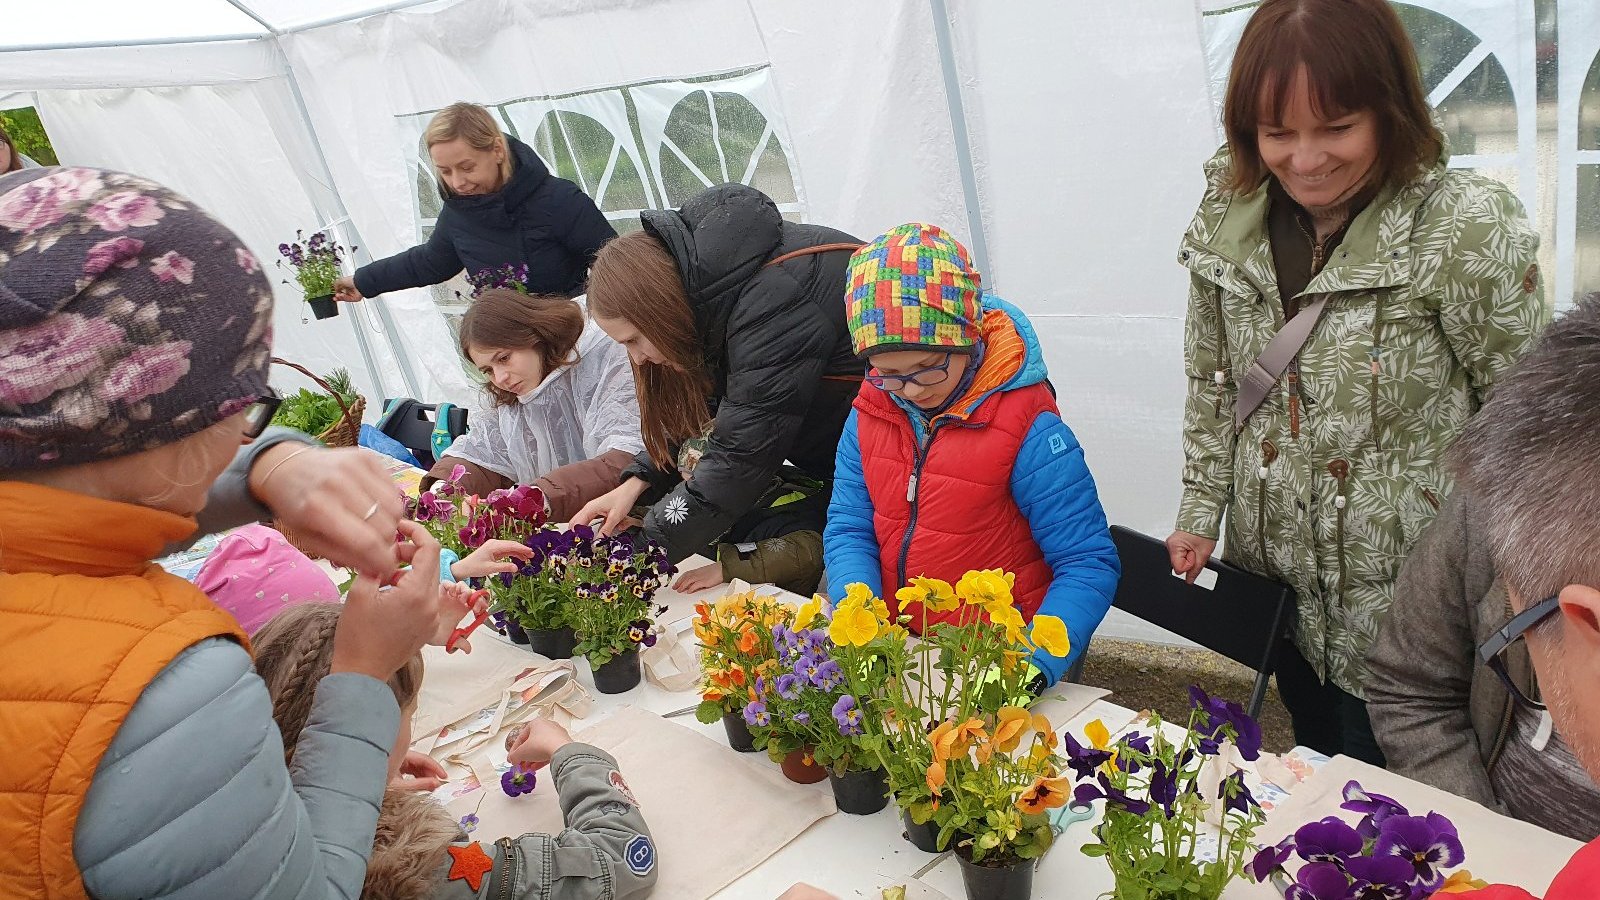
[447,842,494,892]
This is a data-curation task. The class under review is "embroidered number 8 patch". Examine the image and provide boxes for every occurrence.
[625,834,655,876]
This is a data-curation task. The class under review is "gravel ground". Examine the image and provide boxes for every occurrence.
[1079,638,1295,753]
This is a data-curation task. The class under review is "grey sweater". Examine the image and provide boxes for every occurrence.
[75,428,404,898]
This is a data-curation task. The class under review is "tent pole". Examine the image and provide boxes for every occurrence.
[926,0,991,278]
[269,38,424,401]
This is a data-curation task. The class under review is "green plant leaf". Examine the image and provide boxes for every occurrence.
[695,701,725,725]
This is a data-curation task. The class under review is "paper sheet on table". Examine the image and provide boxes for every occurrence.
[446,706,836,900]
[1228,755,1581,898]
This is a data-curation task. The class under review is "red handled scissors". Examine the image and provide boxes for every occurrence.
[445,588,493,653]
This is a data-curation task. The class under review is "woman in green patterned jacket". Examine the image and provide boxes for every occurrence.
[1164,0,1547,763]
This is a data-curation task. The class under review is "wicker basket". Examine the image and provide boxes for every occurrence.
[269,357,367,559]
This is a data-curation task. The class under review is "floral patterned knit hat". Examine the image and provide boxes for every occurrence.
[0,167,273,471]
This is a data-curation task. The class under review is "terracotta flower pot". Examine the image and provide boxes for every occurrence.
[526,625,575,660]
[591,649,641,694]
[306,294,339,320]
[955,845,1034,900]
[829,767,889,815]
[779,748,827,784]
[721,712,758,752]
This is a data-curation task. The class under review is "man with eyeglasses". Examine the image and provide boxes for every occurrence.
[1366,481,1600,843]
[1441,295,1600,899]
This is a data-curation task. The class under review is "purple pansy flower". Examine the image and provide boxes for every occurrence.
[1074,774,1151,816]
[832,695,863,736]
[1285,861,1352,900]
[744,700,771,728]
[1063,732,1113,780]
[813,659,844,692]
[459,813,480,833]
[776,673,804,700]
[1344,855,1420,900]
[1374,813,1464,890]
[792,711,810,725]
[1343,780,1410,839]
[501,764,537,797]
[1293,817,1364,863]
[1149,760,1178,817]
[1218,770,1259,816]
[1249,838,1295,883]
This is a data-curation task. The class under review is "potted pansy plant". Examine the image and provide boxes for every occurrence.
[277,229,353,320]
[558,527,675,693]
[1247,780,1486,900]
[692,588,796,752]
[1068,686,1267,900]
[464,263,531,299]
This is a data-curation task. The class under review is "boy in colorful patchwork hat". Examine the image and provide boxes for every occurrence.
[822,223,1120,690]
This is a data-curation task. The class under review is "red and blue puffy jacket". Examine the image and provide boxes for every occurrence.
[823,298,1119,685]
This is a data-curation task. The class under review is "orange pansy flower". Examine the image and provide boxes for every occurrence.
[1016,775,1073,814]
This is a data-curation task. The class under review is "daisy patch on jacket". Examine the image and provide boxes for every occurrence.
[661,495,690,525]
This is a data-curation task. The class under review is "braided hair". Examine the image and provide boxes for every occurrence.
[252,603,425,764]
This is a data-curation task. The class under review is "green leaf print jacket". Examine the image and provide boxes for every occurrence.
[1176,146,1548,697]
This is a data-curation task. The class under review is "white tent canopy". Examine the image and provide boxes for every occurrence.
[3,0,1596,544]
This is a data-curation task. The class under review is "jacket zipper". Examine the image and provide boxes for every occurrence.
[1370,292,1386,452]
[896,428,937,588]
[1256,439,1278,575]
[1328,459,1350,605]
[495,836,515,900]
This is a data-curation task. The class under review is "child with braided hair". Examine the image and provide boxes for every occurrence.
[253,602,659,900]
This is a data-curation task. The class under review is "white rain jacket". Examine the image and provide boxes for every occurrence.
[445,317,643,483]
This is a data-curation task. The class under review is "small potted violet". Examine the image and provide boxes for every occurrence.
[277,229,353,320]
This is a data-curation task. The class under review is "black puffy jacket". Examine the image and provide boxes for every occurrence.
[623,184,863,562]
[353,135,615,299]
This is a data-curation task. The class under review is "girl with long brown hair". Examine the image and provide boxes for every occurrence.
[428,289,643,522]
[333,101,614,304]
[568,184,864,578]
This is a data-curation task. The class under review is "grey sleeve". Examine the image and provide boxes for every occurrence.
[1365,489,1502,810]
[436,744,657,900]
[76,638,399,900]
[164,427,318,555]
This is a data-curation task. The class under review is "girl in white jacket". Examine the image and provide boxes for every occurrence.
[430,290,645,520]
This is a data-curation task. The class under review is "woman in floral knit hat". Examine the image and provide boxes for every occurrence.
[822,223,1120,692]
[0,167,456,899]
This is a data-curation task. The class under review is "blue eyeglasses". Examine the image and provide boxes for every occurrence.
[865,354,955,392]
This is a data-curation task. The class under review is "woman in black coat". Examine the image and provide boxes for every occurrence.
[568,183,864,564]
[333,102,615,303]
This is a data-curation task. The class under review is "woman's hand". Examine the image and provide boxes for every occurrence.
[672,561,724,593]
[333,276,363,303]
[249,443,405,579]
[568,476,649,537]
[504,718,573,771]
[390,749,449,792]
[331,521,442,681]
[452,539,535,579]
[1165,530,1217,584]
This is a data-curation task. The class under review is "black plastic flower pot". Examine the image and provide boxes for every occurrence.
[901,808,942,852]
[955,847,1034,900]
[526,625,575,659]
[503,619,530,645]
[829,767,889,815]
[306,294,339,320]
[592,649,642,694]
[721,711,758,752]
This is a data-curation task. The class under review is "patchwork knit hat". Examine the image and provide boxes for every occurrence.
[846,223,982,357]
[0,167,274,471]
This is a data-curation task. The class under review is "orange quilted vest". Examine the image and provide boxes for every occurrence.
[0,482,247,899]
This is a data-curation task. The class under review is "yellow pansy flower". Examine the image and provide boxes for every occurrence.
[956,569,1015,611]
[895,576,958,613]
[1436,871,1489,893]
[829,602,880,647]
[1029,615,1071,658]
[795,594,824,627]
[990,603,1028,646]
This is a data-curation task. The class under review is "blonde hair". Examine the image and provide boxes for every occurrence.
[424,102,513,194]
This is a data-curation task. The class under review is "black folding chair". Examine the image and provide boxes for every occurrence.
[1073,525,1296,720]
